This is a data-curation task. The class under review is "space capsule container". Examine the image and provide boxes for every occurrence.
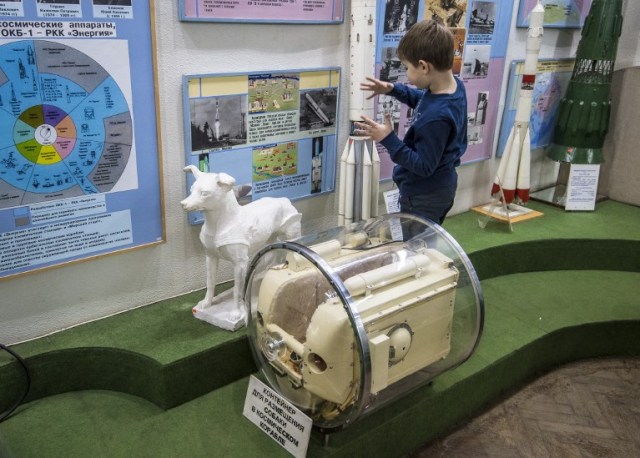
[244,214,484,429]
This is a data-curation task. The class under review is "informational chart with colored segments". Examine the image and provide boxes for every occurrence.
[0,2,161,279]
[0,39,133,208]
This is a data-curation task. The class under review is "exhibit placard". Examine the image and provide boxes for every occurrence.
[243,375,312,458]
[179,0,344,24]
[383,188,399,213]
[0,1,164,279]
[183,68,340,225]
[565,164,599,211]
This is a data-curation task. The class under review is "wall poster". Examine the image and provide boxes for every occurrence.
[179,0,344,23]
[0,1,164,279]
[497,59,574,157]
[374,0,514,180]
[517,0,592,29]
[183,68,340,225]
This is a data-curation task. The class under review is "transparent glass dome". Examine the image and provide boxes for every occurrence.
[244,214,483,430]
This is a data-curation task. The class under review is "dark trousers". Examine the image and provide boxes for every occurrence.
[399,184,457,225]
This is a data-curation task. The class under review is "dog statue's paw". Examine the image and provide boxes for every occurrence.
[194,298,213,312]
[192,290,246,331]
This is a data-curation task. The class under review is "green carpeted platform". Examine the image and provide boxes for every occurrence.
[1,200,639,457]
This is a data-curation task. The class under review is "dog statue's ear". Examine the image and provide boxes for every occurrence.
[217,173,236,192]
[183,165,202,178]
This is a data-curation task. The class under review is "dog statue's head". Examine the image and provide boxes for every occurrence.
[181,165,236,212]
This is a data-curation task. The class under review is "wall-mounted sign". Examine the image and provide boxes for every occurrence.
[179,0,344,24]
[0,1,164,279]
[183,68,340,225]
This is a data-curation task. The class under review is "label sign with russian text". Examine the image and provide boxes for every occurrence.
[566,164,599,211]
[243,375,312,458]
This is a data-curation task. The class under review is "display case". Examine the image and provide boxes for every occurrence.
[244,214,483,429]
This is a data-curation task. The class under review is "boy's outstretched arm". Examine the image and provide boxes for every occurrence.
[360,77,393,100]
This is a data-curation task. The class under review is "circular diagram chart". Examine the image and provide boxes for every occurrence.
[0,40,133,209]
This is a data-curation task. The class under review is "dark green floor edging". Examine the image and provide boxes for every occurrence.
[21,348,162,406]
[162,336,255,409]
[0,338,256,413]
[469,238,640,280]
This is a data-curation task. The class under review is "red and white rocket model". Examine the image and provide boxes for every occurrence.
[338,0,381,225]
[491,1,545,205]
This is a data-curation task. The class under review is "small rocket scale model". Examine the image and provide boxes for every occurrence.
[338,0,381,225]
[491,1,545,205]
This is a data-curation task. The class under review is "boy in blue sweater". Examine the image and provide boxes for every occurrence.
[356,19,468,225]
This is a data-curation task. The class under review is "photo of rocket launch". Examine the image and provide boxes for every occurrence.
[189,95,248,152]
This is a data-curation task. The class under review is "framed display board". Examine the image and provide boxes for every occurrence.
[516,0,592,28]
[183,68,340,225]
[0,1,164,279]
[497,59,574,156]
[178,0,344,24]
[373,0,515,180]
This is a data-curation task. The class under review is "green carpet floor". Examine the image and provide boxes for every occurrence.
[1,200,639,457]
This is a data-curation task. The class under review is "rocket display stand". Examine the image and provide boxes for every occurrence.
[474,200,544,232]
[475,191,515,232]
[475,179,544,232]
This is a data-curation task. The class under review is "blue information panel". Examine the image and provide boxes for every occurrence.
[0,1,163,278]
[497,59,574,157]
[183,68,340,225]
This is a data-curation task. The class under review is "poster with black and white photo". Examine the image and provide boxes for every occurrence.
[183,68,340,225]
[373,0,514,180]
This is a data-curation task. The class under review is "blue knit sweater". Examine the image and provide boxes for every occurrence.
[379,77,468,197]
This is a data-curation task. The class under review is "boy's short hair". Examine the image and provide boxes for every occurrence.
[397,19,454,71]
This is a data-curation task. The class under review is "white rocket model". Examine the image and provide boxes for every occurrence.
[491,1,545,205]
[338,0,381,225]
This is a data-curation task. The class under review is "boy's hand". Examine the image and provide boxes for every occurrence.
[360,77,393,100]
[354,114,393,142]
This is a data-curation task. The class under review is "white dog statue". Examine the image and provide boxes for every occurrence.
[181,165,302,331]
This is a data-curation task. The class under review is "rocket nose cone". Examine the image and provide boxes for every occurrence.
[531,3,545,21]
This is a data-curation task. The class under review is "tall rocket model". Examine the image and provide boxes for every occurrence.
[338,0,381,225]
[547,0,623,165]
[491,1,545,205]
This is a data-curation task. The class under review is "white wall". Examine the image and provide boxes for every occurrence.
[1,0,638,344]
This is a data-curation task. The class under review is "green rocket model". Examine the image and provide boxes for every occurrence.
[547,0,624,164]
